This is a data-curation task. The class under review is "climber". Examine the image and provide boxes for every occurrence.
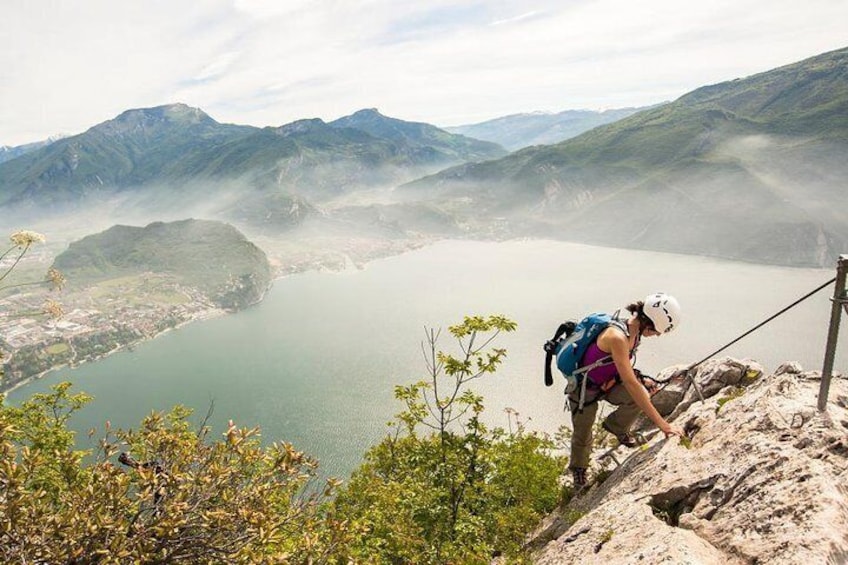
[568,293,685,490]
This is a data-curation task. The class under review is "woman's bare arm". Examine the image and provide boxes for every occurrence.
[599,328,684,438]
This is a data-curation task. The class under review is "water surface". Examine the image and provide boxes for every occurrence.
[7,240,843,478]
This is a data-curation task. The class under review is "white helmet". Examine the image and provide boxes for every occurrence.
[643,293,681,334]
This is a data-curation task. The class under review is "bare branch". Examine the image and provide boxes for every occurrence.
[0,244,28,286]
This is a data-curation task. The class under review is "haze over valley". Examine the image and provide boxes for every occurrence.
[2,46,848,391]
[3,47,847,272]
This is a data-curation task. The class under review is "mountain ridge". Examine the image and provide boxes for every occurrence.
[403,46,848,267]
[0,104,506,212]
[0,135,68,165]
[3,47,847,267]
[445,106,653,150]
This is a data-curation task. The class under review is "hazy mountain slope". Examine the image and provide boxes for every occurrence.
[403,46,848,267]
[170,113,505,201]
[444,107,649,150]
[0,105,505,228]
[0,104,256,206]
[0,135,66,165]
[331,108,506,160]
[52,219,272,309]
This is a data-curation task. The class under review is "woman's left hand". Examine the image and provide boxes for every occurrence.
[660,423,685,438]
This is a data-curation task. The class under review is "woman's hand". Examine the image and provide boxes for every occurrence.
[660,423,685,438]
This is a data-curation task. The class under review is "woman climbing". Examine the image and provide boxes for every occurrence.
[568,292,685,489]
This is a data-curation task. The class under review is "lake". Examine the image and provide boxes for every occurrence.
[6,240,844,479]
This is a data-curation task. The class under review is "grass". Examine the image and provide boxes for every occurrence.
[593,469,614,485]
[45,343,69,355]
[146,291,189,305]
[562,508,586,529]
[88,275,188,304]
[89,275,153,296]
[716,387,747,413]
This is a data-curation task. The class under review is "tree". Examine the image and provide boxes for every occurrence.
[1,306,563,561]
[330,315,564,564]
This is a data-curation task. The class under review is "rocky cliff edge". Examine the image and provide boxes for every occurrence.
[527,358,848,564]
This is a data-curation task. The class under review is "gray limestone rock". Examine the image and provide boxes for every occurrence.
[665,358,765,422]
[528,360,848,564]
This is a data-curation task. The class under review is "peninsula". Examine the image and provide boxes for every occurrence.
[0,219,271,392]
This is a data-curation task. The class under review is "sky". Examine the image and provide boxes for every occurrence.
[1,0,847,146]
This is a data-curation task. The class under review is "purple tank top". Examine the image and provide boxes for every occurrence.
[580,326,636,387]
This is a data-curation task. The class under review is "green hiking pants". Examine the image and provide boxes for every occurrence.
[568,383,641,469]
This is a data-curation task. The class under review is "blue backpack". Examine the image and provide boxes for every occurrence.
[543,313,626,412]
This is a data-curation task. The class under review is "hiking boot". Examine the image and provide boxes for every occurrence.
[571,467,587,489]
[602,421,639,448]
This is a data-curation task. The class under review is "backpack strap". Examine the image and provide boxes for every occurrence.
[543,321,575,387]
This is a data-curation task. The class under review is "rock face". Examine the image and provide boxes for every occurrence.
[529,358,848,564]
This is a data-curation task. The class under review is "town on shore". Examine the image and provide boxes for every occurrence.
[0,233,426,394]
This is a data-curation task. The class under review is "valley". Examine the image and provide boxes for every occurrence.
[2,46,848,395]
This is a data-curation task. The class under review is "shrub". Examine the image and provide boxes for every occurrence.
[0,383,348,563]
[330,316,563,563]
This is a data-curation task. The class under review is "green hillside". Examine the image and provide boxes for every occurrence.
[331,108,505,161]
[0,105,255,205]
[52,219,272,310]
[168,111,505,202]
[403,46,848,267]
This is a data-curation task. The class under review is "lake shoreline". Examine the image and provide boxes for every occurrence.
[2,305,229,396]
[2,236,426,397]
[3,235,837,399]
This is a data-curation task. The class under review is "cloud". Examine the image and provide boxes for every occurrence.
[193,51,242,83]
[375,3,492,45]
[489,11,542,26]
[1,0,847,145]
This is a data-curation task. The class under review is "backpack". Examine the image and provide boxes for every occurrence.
[543,312,627,412]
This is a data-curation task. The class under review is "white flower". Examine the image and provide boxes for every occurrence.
[10,230,46,247]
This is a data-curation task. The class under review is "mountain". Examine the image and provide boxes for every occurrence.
[331,108,504,160]
[0,105,505,233]
[167,110,506,201]
[0,104,256,206]
[0,135,67,165]
[445,107,650,150]
[52,219,272,310]
[403,46,848,267]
